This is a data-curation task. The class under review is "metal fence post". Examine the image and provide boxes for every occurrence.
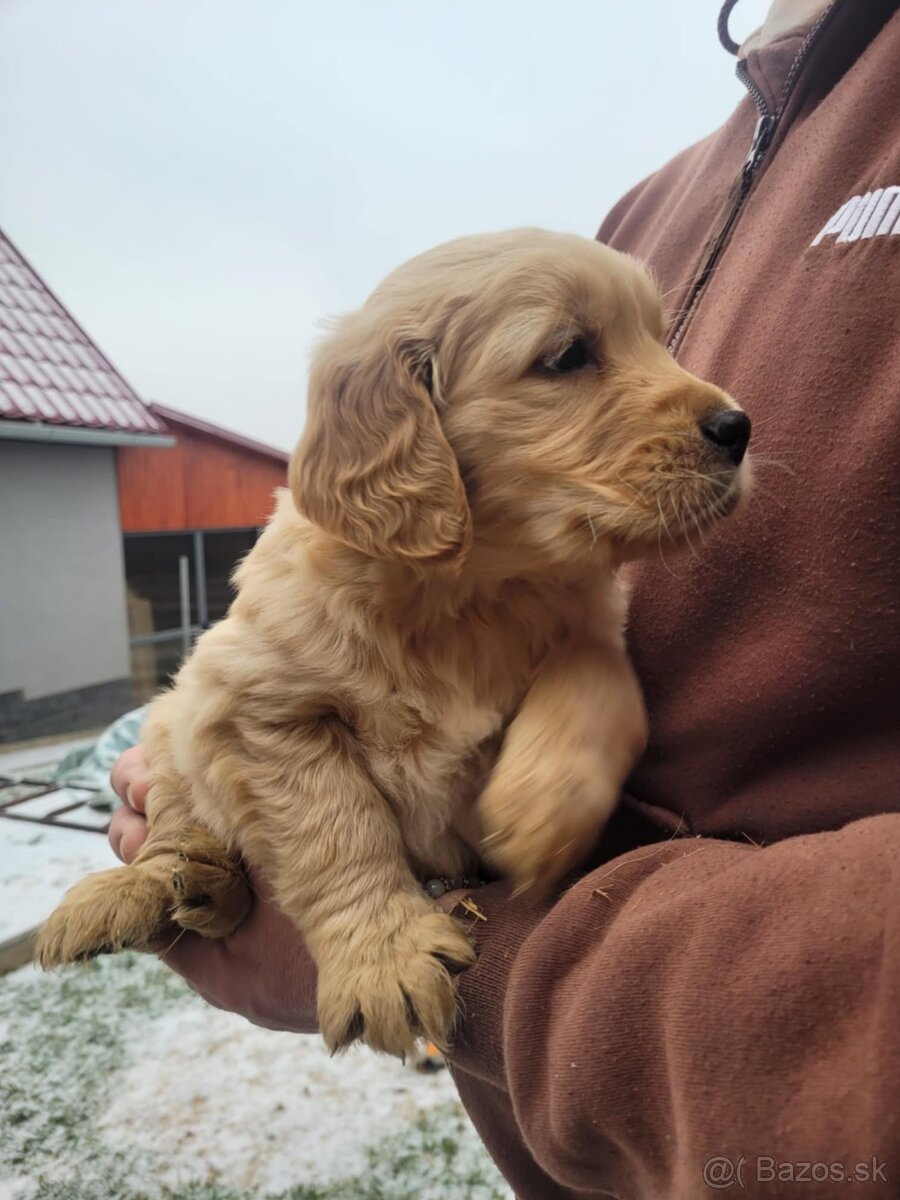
[193,529,208,629]
[178,554,192,661]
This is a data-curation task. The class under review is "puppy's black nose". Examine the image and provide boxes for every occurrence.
[700,410,751,466]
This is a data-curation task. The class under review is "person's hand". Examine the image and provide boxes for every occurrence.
[108,747,318,1033]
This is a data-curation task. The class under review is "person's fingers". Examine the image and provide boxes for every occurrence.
[109,745,142,802]
[162,931,226,996]
[162,935,262,1020]
[109,745,151,813]
[154,876,319,1033]
[107,801,148,864]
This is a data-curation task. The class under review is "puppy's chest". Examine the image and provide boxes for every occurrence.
[354,598,590,815]
[352,627,539,839]
[359,687,507,813]
[342,584,604,860]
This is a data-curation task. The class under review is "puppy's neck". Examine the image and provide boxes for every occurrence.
[310,526,617,633]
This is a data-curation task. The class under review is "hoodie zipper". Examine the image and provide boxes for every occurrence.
[667,3,837,352]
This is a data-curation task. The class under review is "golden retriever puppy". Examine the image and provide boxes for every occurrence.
[36,229,751,1058]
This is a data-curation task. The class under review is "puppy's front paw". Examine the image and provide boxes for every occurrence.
[317,906,475,1059]
[36,867,173,967]
[480,778,617,896]
[170,832,252,939]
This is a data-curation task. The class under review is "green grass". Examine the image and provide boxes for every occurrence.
[0,955,509,1200]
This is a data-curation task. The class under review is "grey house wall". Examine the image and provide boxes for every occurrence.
[0,441,132,743]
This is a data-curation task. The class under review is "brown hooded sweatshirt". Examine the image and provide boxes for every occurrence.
[448,2,900,1197]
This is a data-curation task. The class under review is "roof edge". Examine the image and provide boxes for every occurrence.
[0,420,176,449]
[149,402,291,463]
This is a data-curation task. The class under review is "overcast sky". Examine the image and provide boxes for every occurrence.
[0,0,771,451]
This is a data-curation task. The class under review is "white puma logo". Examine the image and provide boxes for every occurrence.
[811,186,900,246]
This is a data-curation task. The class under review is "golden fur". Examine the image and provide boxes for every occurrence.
[36,229,750,1057]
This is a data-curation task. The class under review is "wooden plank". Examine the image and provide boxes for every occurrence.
[0,929,36,976]
[118,421,286,533]
[117,439,187,531]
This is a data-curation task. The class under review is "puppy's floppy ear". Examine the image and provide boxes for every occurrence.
[290,327,471,567]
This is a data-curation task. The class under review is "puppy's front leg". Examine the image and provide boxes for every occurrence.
[251,722,475,1059]
[478,638,647,894]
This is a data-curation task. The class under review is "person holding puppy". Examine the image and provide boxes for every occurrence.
[109,1,900,1196]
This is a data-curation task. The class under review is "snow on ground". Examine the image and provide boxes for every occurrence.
[100,1006,465,1193]
[0,737,511,1199]
[1,953,511,1199]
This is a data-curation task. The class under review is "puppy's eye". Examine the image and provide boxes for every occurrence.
[543,337,594,374]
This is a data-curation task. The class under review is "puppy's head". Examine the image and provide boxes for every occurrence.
[292,229,750,575]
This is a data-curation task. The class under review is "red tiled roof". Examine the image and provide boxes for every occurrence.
[0,229,166,435]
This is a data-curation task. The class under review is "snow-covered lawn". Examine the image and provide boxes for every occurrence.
[0,953,511,1200]
[0,734,511,1198]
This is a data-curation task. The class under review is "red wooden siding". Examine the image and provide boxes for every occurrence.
[118,418,288,533]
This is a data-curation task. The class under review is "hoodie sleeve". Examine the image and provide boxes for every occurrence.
[448,813,900,1199]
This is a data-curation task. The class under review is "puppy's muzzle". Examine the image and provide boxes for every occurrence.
[700,410,751,466]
